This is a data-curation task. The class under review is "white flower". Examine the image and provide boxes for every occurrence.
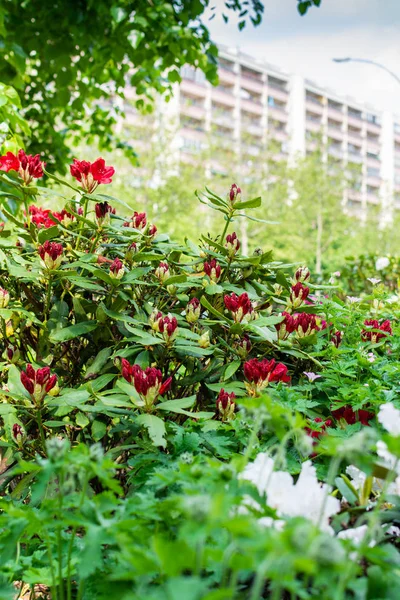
[378,403,400,436]
[241,454,341,533]
[303,372,322,382]
[367,352,376,363]
[375,257,390,271]
[338,524,369,545]
[347,296,361,304]
[367,277,381,285]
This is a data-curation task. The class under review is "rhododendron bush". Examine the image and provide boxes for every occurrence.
[1,153,400,598]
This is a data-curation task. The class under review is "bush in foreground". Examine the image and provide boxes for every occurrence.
[0,152,400,599]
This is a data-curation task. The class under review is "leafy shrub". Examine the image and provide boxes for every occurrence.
[1,152,400,599]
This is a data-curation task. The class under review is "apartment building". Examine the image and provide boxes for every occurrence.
[123,45,400,217]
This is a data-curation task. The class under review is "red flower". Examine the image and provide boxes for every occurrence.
[332,405,374,426]
[361,319,392,344]
[20,364,57,404]
[216,389,236,421]
[52,209,75,227]
[244,358,290,396]
[0,151,20,172]
[121,360,171,410]
[70,157,115,193]
[38,240,63,270]
[224,292,254,323]
[0,149,45,184]
[29,205,57,229]
[204,259,221,283]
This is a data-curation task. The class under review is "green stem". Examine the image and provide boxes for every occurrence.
[36,408,47,453]
[75,196,89,250]
[66,478,88,600]
[220,209,233,245]
[57,473,65,600]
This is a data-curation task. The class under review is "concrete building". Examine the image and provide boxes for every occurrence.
[124,44,400,218]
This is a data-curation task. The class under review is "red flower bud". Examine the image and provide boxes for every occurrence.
[204,259,221,283]
[228,183,241,205]
[216,389,236,421]
[121,360,170,409]
[155,262,170,283]
[331,330,343,347]
[186,298,201,324]
[224,292,254,323]
[225,232,240,256]
[38,240,63,270]
[244,358,290,396]
[275,311,296,340]
[95,201,115,225]
[293,266,311,284]
[288,283,310,310]
[20,364,57,404]
[109,257,125,280]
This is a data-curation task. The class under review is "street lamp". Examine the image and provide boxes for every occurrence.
[332,57,400,87]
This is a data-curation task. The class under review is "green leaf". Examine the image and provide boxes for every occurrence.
[91,419,107,441]
[136,414,167,448]
[49,321,98,342]
[85,348,112,378]
[200,296,229,321]
[223,360,241,381]
[234,196,261,210]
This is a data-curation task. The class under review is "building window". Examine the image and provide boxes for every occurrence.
[366,113,381,125]
[367,167,380,178]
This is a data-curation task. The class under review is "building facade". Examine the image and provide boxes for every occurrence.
[124,44,400,218]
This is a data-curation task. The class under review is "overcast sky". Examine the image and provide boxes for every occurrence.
[206,0,400,115]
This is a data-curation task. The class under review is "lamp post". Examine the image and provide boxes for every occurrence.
[332,57,400,87]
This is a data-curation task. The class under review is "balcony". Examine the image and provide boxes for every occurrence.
[327,125,343,140]
[268,84,288,102]
[241,75,264,94]
[242,121,263,136]
[268,105,288,122]
[366,153,380,167]
[241,98,263,115]
[366,191,380,204]
[219,67,237,85]
[211,112,235,129]
[327,105,344,119]
[366,120,381,135]
[180,104,206,120]
[366,175,381,187]
[211,88,235,107]
[306,98,323,114]
[328,145,343,159]
[180,127,206,142]
[181,79,207,97]
[269,126,287,142]
[348,189,362,202]
[347,113,363,128]
[347,149,363,163]
[366,140,380,155]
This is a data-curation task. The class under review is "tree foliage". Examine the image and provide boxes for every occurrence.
[0,0,264,172]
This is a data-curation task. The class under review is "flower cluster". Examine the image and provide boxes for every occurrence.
[38,241,63,270]
[287,282,310,310]
[52,208,75,227]
[109,258,125,280]
[216,389,236,421]
[204,259,221,283]
[70,157,115,193]
[29,205,57,228]
[186,298,201,324]
[361,319,392,343]
[0,149,45,185]
[150,312,178,342]
[0,287,10,308]
[224,292,255,323]
[155,262,170,284]
[332,405,374,426]
[225,232,240,257]
[20,365,57,405]
[121,360,171,410]
[228,183,241,205]
[276,312,325,340]
[244,358,290,396]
